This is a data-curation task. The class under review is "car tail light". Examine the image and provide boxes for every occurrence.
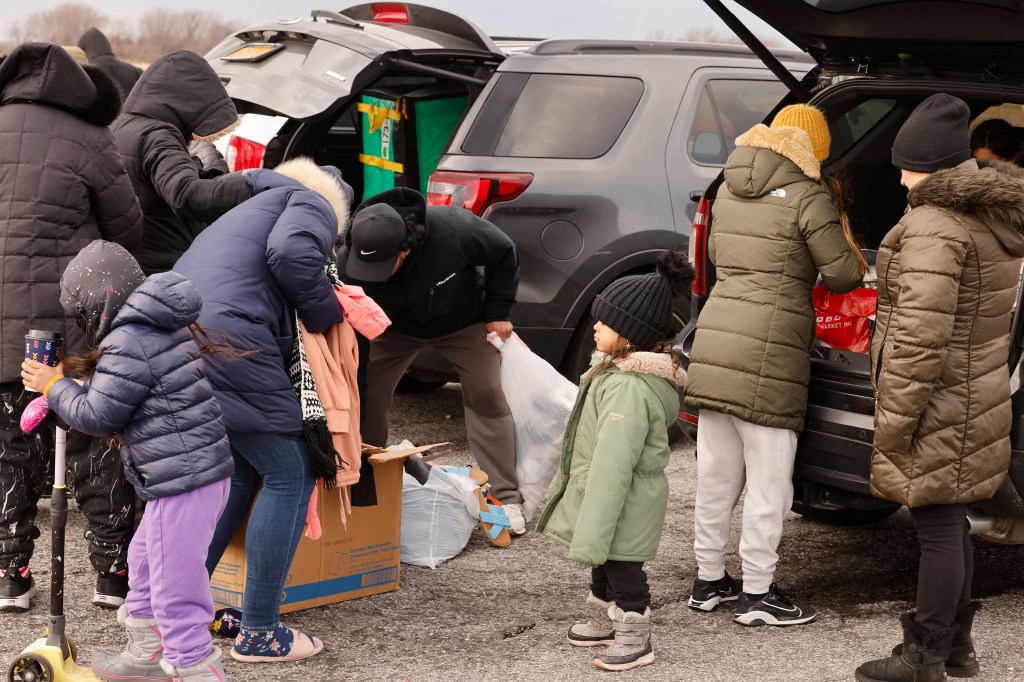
[679,411,699,425]
[689,196,711,296]
[371,3,410,22]
[225,136,266,172]
[426,171,533,216]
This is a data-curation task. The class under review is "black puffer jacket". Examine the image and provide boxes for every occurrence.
[111,50,249,275]
[0,43,142,382]
[77,28,142,101]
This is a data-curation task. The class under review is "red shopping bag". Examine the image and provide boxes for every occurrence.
[812,285,878,354]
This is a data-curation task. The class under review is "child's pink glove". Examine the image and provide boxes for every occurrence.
[20,395,49,434]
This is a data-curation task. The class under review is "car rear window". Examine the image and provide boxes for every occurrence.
[687,79,788,165]
[461,73,644,158]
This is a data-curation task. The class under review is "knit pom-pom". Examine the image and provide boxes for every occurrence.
[655,250,695,296]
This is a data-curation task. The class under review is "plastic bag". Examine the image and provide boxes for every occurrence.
[813,285,878,354]
[400,465,479,569]
[490,333,578,521]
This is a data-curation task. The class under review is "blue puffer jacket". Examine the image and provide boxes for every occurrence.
[48,272,234,501]
[174,159,349,435]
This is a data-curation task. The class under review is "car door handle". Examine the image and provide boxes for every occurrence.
[689,190,703,201]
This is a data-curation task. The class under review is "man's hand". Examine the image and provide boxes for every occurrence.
[21,360,63,394]
[486,320,514,342]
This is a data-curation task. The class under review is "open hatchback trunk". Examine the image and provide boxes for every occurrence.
[679,0,1024,533]
[205,4,506,201]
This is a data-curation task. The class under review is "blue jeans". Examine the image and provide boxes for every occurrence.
[205,432,314,632]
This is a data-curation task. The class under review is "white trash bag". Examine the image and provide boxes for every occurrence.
[400,464,479,569]
[489,333,578,520]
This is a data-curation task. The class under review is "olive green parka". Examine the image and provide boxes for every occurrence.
[536,351,685,567]
[871,158,1024,507]
[684,124,864,432]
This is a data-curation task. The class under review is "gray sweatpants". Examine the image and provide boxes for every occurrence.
[693,409,797,595]
[361,323,521,504]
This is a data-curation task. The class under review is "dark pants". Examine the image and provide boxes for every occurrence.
[360,323,521,504]
[910,503,972,634]
[591,560,650,613]
[0,380,135,573]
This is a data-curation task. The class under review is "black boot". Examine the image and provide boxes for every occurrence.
[856,612,955,682]
[890,602,982,678]
[946,601,981,678]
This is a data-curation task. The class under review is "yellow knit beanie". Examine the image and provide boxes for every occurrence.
[772,104,830,162]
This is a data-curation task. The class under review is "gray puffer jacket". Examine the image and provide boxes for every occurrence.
[0,43,142,382]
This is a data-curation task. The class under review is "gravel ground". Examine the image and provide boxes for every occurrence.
[3,383,1024,681]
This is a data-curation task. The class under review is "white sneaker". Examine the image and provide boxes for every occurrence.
[503,503,527,536]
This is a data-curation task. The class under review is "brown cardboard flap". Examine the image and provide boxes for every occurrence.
[363,442,451,464]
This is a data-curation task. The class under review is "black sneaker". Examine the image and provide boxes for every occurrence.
[688,571,740,612]
[0,569,35,613]
[734,583,816,626]
[93,571,129,609]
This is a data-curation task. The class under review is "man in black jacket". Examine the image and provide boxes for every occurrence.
[338,188,526,535]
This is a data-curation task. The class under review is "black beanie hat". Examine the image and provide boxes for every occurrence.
[591,251,694,350]
[891,94,972,173]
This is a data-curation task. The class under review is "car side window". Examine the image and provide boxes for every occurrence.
[461,73,644,159]
[687,79,787,165]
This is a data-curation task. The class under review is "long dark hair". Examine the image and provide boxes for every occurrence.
[63,322,255,378]
[820,170,869,275]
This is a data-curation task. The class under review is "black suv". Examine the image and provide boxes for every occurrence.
[679,0,1024,541]
[428,40,810,382]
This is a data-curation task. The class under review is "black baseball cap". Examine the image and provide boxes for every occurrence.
[346,203,407,282]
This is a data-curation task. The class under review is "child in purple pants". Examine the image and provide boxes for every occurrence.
[21,240,235,682]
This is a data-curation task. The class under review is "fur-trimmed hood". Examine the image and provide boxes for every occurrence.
[0,42,121,126]
[593,351,687,386]
[735,124,821,180]
[272,157,353,235]
[909,157,1024,257]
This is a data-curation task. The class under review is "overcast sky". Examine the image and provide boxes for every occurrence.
[6,0,790,44]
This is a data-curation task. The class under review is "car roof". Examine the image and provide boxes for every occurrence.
[525,38,812,65]
[731,0,1024,76]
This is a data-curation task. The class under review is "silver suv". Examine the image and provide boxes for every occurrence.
[427,40,811,382]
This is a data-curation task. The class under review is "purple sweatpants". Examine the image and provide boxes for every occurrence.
[125,479,230,668]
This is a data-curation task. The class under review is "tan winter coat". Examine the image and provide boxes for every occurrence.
[684,125,864,432]
[871,158,1024,507]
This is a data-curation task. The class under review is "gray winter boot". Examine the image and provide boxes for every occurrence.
[91,605,172,682]
[567,593,614,647]
[856,612,955,682]
[159,647,227,682]
[592,606,655,671]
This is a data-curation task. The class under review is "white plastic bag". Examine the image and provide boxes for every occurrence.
[490,333,578,520]
[400,465,479,569]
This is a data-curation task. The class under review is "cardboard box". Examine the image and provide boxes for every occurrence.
[210,442,450,614]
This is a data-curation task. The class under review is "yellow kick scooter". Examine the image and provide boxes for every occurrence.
[6,427,99,682]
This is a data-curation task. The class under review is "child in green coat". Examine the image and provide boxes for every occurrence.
[535,251,692,672]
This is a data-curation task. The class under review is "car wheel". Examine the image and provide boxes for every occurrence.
[791,502,901,526]
[396,376,447,393]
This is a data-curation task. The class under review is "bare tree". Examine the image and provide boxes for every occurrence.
[134,9,236,62]
[10,3,106,45]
